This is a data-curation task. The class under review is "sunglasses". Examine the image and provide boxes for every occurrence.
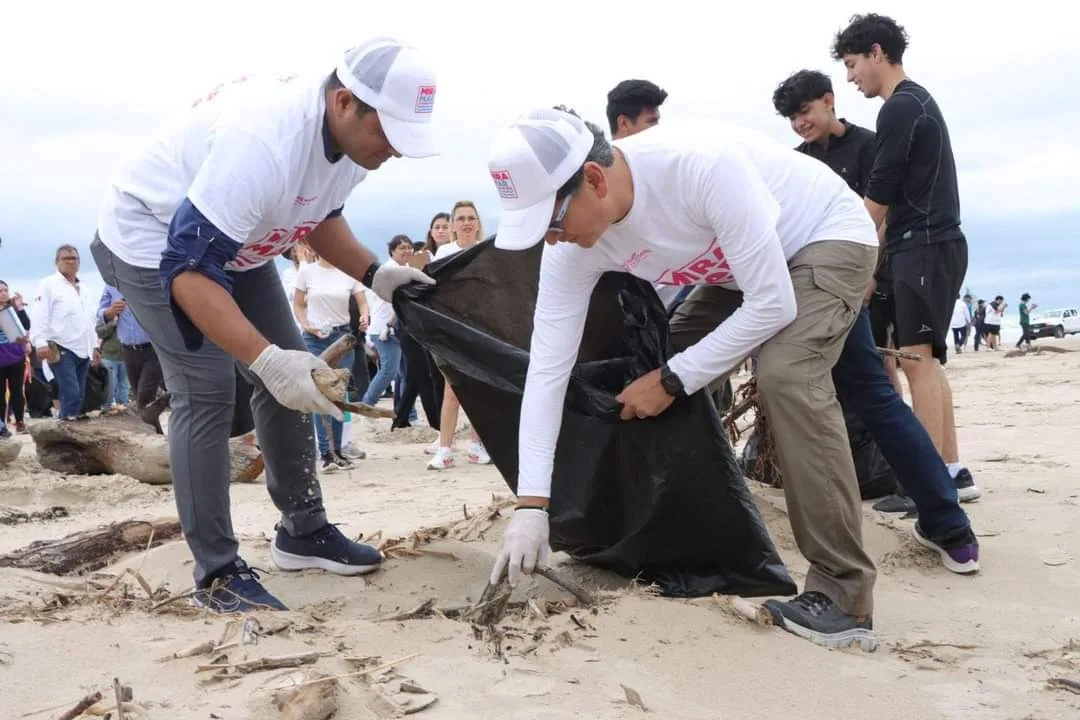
[548,194,572,233]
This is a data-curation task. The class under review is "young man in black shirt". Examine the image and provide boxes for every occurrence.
[605,79,667,140]
[833,13,979,502]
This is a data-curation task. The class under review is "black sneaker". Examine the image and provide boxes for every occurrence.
[320,453,340,473]
[872,493,917,514]
[333,453,354,470]
[764,591,878,651]
[270,523,382,576]
[0,426,10,438]
[192,559,288,613]
[953,468,981,503]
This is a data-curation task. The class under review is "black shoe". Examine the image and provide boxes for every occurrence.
[270,523,383,576]
[192,559,288,613]
[0,426,10,438]
[320,453,340,473]
[333,452,354,469]
[764,591,877,651]
[953,468,981,503]
[872,493,917,514]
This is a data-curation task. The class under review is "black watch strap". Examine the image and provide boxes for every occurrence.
[660,364,684,397]
[360,262,378,288]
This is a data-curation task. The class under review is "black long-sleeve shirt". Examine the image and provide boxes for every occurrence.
[795,119,877,197]
[866,79,965,254]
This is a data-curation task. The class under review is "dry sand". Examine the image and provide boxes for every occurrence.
[2,338,1079,719]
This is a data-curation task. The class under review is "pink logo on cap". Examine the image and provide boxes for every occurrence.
[415,85,436,114]
[490,169,518,200]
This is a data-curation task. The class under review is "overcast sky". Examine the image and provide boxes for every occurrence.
[1,0,1077,308]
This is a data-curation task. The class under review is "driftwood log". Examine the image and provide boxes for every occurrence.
[0,437,20,468]
[27,408,263,485]
[311,333,394,419]
[0,517,182,575]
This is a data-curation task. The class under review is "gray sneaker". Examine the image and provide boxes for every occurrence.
[764,591,878,651]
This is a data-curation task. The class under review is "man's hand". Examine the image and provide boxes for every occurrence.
[92,349,102,367]
[248,345,344,420]
[105,299,126,320]
[491,508,550,585]
[36,345,58,364]
[371,263,434,303]
[616,368,675,421]
[358,313,370,332]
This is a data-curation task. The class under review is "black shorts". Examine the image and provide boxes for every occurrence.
[983,324,1000,336]
[878,239,968,363]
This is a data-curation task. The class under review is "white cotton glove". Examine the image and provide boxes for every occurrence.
[371,263,435,302]
[490,509,550,586]
[248,344,344,421]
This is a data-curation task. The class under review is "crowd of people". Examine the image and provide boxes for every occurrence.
[0,13,1053,653]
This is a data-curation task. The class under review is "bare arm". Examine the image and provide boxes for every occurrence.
[171,273,269,365]
[353,290,370,331]
[293,288,313,332]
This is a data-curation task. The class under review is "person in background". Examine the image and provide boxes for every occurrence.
[30,245,97,420]
[950,295,971,354]
[423,211,451,256]
[293,243,370,472]
[393,215,448,432]
[972,299,986,351]
[606,79,667,140]
[1016,293,1037,349]
[95,301,130,410]
[835,13,977,498]
[98,286,164,424]
[0,281,31,435]
[383,235,419,424]
[428,200,491,468]
[983,296,1005,350]
[361,237,411,410]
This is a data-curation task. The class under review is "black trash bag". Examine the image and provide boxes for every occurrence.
[394,238,796,599]
[80,364,109,414]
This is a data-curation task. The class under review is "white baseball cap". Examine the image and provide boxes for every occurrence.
[488,108,594,251]
[336,37,439,159]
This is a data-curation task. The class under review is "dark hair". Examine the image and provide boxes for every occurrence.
[772,70,833,118]
[1021,293,1031,301]
[411,241,426,253]
[994,295,1004,302]
[605,79,668,135]
[832,13,909,64]
[388,234,412,254]
[551,106,615,201]
[424,212,451,254]
[325,72,377,116]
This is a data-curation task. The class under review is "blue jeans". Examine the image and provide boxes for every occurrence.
[362,334,402,407]
[102,357,130,407]
[302,327,355,456]
[52,345,90,418]
[833,308,970,539]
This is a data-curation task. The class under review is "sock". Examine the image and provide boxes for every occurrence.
[947,462,962,478]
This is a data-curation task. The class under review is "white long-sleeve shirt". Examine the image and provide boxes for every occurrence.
[29,272,97,359]
[516,122,877,498]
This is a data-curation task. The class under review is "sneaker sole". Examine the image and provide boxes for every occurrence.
[765,606,879,651]
[271,543,381,576]
[911,525,980,574]
[957,485,981,503]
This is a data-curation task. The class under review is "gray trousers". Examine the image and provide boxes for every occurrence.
[91,235,326,584]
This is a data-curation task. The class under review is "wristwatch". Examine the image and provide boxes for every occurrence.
[659,364,684,397]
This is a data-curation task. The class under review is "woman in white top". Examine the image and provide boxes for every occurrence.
[293,245,370,472]
[361,236,412,408]
[427,201,491,469]
[983,296,1005,350]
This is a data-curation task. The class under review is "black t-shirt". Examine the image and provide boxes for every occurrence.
[866,79,964,254]
[795,119,876,197]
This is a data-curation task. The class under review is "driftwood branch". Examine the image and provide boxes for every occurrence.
[311,334,393,419]
[879,346,922,361]
[535,566,596,606]
[0,517,182,575]
[57,692,103,720]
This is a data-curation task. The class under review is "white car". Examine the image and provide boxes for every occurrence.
[1030,308,1080,339]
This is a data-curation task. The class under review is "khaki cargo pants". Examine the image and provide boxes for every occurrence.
[670,240,878,616]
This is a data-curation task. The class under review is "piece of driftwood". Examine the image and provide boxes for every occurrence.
[0,437,21,468]
[57,691,104,720]
[310,332,393,419]
[27,409,263,485]
[0,517,182,576]
[0,505,69,526]
[197,650,323,675]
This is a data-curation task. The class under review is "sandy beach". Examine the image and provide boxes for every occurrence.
[2,337,1079,720]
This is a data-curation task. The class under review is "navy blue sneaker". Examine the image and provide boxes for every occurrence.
[913,523,980,574]
[192,559,288,613]
[764,591,878,651]
[271,523,382,576]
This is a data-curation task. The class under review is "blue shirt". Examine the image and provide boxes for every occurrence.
[97,285,152,346]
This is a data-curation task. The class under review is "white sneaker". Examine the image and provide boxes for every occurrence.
[341,442,367,460]
[468,442,491,465]
[427,447,455,470]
